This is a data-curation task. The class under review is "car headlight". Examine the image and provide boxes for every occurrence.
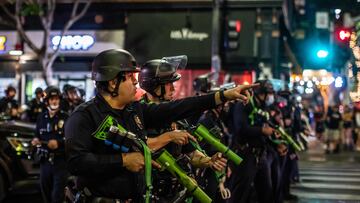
[6,136,32,156]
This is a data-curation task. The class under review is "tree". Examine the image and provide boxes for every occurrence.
[0,0,92,85]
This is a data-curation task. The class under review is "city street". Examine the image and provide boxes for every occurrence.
[0,0,359,202]
[289,140,360,203]
[4,142,360,203]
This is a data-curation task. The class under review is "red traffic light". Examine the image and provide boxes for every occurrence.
[339,30,351,41]
[235,20,242,33]
[228,20,242,33]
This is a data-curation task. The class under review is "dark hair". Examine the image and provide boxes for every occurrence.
[5,86,16,94]
[95,81,109,92]
[95,72,126,94]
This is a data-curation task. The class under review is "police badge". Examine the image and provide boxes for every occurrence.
[133,115,144,130]
[58,120,64,129]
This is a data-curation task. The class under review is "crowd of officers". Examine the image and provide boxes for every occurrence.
[0,49,310,203]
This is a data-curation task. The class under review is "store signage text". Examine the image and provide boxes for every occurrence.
[0,36,6,51]
[170,28,209,41]
[51,35,95,50]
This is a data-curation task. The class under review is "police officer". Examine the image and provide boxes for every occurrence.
[26,87,46,122]
[61,84,83,114]
[197,102,233,202]
[0,86,19,119]
[139,57,227,202]
[31,86,69,203]
[64,49,256,201]
[228,80,285,203]
[192,76,234,202]
[193,73,213,96]
[276,90,299,201]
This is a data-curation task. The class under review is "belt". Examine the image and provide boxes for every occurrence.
[235,142,264,156]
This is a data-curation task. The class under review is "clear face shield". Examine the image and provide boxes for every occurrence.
[155,55,188,80]
[68,88,81,103]
[161,55,188,70]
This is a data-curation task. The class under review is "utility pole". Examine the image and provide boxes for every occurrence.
[211,0,222,85]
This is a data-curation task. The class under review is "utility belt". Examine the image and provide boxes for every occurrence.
[68,187,123,203]
[33,147,65,164]
[233,142,264,158]
[152,154,192,199]
[152,173,183,199]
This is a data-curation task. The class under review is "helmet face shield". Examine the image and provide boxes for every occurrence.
[161,55,187,70]
[155,55,187,83]
[139,55,187,94]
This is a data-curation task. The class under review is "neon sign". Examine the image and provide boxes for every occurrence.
[0,36,6,51]
[51,35,94,51]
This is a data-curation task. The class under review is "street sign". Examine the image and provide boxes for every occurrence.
[316,12,329,29]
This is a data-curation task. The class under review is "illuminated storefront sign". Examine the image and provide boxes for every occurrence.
[0,36,6,51]
[170,28,209,41]
[51,35,95,50]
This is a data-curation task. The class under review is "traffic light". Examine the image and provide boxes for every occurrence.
[225,19,241,50]
[316,49,329,58]
[335,28,351,43]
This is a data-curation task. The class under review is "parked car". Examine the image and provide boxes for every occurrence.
[0,120,40,201]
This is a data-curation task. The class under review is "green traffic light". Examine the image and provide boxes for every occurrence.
[316,49,329,58]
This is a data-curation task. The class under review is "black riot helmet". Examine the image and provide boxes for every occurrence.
[92,49,140,82]
[139,55,187,99]
[92,49,140,97]
[253,80,275,107]
[253,80,274,95]
[35,87,43,95]
[62,84,74,94]
[193,73,213,94]
[45,86,61,100]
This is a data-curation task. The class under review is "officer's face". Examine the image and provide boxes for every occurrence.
[67,90,80,102]
[7,90,16,99]
[48,96,60,109]
[36,92,43,100]
[162,82,175,101]
[117,72,138,103]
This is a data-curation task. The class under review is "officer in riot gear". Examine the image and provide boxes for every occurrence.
[26,87,46,122]
[0,86,19,120]
[193,73,213,95]
[192,75,235,202]
[139,56,227,202]
[61,84,83,114]
[184,73,215,126]
[65,49,256,201]
[228,80,283,203]
[197,101,233,202]
[139,56,184,101]
[31,86,69,203]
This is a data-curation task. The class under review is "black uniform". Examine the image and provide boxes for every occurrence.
[36,109,69,203]
[140,95,196,202]
[197,109,229,203]
[27,98,46,122]
[228,100,278,203]
[65,93,217,200]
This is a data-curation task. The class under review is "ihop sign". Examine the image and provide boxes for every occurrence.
[51,34,95,51]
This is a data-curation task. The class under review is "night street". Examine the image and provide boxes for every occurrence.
[289,140,360,203]
[0,0,359,202]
